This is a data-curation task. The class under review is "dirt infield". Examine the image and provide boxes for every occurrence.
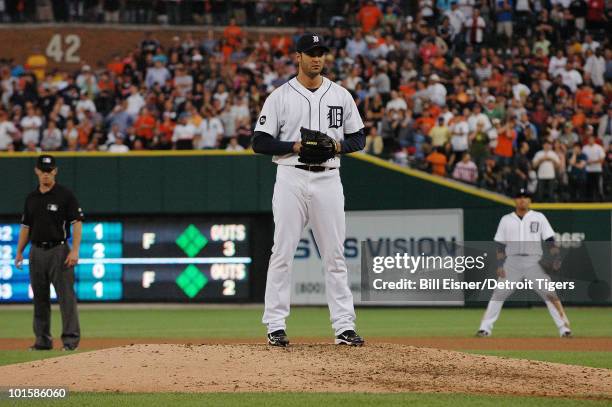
[0,344,610,398]
[1,337,612,351]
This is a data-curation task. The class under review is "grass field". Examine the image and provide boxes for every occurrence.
[3,392,612,407]
[2,306,611,339]
[0,306,610,406]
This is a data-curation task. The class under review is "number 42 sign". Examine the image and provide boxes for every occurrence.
[46,34,81,63]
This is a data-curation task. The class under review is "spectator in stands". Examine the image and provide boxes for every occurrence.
[568,142,588,201]
[357,0,383,34]
[582,135,606,201]
[452,152,478,184]
[125,85,145,118]
[225,136,244,152]
[172,113,196,150]
[365,126,384,156]
[20,104,42,148]
[598,104,612,148]
[533,140,560,202]
[464,9,486,48]
[40,120,62,151]
[0,3,610,204]
[26,46,47,81]
[0,110,18,151]
[450,114,469,162]
[429,116,451,148]
[197,107,224,149]
[146,58,171,89]
[426,146,448,176]
[133,107,156,146]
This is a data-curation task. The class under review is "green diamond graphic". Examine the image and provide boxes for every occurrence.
[176,225,208,257]
[176,265,208,298]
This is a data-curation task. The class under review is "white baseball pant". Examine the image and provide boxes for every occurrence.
[262,165,356,335]
[479,255,571,335]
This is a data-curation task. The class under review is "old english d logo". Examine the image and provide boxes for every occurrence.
[327,106,343,129]
[530,222,539,233]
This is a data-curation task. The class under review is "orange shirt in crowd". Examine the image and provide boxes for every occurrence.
[157,120,175,143]
[426,151,447,176]
[78,124,92,147]
[271,35,293,56]
[494,129,516,158]
[427,104,442,120]
[357,4,382,33]
[98,79,116,94]
[134,113,156,140]
[432,55,446,70]
[221,44,233,62]
[572,111,586,128]
[223,24,243,48]
[575,88,594,110]
[487,71,504,92]
[417,116,436,134]
[107,60,125,76]
[399,84,416,99]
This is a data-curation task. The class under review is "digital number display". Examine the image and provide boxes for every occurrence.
[0,219,250,302]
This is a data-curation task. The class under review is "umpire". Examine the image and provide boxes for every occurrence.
[15,155,84,351]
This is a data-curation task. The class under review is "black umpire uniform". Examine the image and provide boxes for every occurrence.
[16,155,84,350]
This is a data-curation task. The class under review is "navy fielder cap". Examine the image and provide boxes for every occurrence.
[296,33,330,54]
[36,154,57,172]
[514,188,532,198]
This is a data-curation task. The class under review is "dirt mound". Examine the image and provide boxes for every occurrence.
[0,344,610,398]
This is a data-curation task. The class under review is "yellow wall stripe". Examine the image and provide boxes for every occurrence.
[350,153,612,211]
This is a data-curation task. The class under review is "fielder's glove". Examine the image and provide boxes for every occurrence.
[540,243,562,274]
[298,127,337,164]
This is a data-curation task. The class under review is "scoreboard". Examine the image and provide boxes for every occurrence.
[0,218,250,302]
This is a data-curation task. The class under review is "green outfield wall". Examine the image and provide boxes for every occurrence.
[0,152,610,241]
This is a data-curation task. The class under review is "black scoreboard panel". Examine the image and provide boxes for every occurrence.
[0,218,251,302]
[121,219,250,301]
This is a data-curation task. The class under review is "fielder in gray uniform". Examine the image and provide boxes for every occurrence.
[15,155,84,351]
[253,33,366,347]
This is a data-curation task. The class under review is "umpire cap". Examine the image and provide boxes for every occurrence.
[296,33,330,54]
[36,155,57,172]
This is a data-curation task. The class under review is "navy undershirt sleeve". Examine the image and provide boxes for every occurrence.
[252,131,295,155]
[545,237,555,242]
[340,128,365,154]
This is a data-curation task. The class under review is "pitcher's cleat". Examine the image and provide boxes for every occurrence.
[335,330,364,346]
[267,330,289,347]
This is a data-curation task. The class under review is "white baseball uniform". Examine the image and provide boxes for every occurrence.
[479,210,571,336]
[256,76,364,335]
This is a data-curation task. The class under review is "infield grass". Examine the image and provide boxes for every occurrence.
[3,392,612,407]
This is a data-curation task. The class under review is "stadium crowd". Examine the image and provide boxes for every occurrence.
[0,0,611,202]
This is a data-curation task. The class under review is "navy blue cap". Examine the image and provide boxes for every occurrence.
[296,33,330,54]
[514,188,532,198]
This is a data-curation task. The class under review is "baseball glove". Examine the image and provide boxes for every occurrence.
[539,244,562,274]
[539,257,562,274]
[298,127,337,164]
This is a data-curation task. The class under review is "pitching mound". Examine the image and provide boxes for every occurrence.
[0,344,610,398]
